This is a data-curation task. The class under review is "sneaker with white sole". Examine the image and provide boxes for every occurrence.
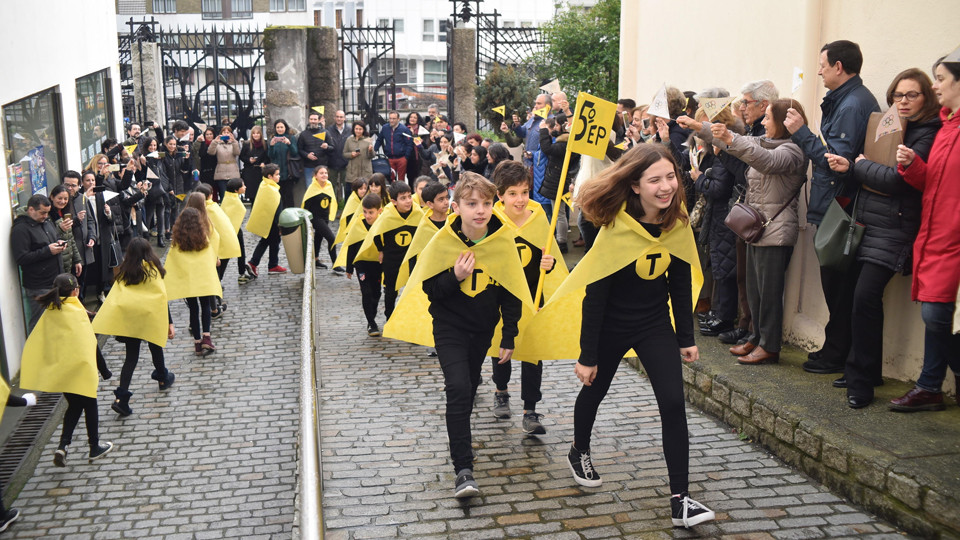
[53,447,67,467]
[0,508,20,533]
[454,469,480,499]
[493,391,510,418]
[522,412,546,434]
[671,492,715,528]
[568,446,602,487]
[89,441,114,462]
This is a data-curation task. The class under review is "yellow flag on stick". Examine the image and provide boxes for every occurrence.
[792,67,804,95]
[875,104,903,142]
[700,97,735,121]
[312,105,325,115]
[313,131,326,140]
[124,144,137,156]
[533,105,552,119]
[567,92,617,160]
[614,141,627,151]
[492,105,506,117]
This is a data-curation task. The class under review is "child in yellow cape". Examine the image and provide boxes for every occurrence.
[20,274,114,466]
[245,164,287,275]
[164,205,222,356]
[337,194,384,335]
[93,238,176,417]
[522,145,714,529]
[333,177,368,246]
[412,175,431,208]
[221,178,256,284]
[186,191,232,318]
[302,166,341,272]
[383,172,533,499]
[396,180,450,289]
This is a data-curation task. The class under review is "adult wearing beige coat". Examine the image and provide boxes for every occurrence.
[208,126,241,202]
[343,121,374,185]
[711,99,810,365]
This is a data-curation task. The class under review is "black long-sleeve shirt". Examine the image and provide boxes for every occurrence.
[373,209,417,270]
[579,222,694,366]
[345,220,374,275]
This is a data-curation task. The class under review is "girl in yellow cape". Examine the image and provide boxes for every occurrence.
[245,163,287,275]
[20,273,114,466]
[164,205,222,356]
[526,145,715,529]
[302,166,340,272]
[333,177,368,247]
[92,238,175,417]
[190,187,240,317]
[221,178,255,284]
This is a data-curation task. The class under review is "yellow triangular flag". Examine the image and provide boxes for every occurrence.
[614,141,627,151]
[313,131,326,140]
[533,105,552,119]
[175,193,186,201]
[124,144,137,156]
[492,105,506,117]
[312,105,325,115]
[875,104,903,142]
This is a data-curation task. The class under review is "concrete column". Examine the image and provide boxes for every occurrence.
[306,27,340,126]
[450,28,477,132]
[263,27,310,134]
[131,42,166,126]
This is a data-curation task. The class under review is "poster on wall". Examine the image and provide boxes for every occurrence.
[7,165,18,209]
[28,146,47,196]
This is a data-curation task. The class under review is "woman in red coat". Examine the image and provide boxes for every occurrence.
[890,54,960,412]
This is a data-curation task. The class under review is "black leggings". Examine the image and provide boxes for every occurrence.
[118,338,167,391]
[186,297,212,340]
[491,357,543,411]
[60,392,99,449]
[313,219,337,263]
[145,194,166,235]
[574,326,689,494]
[847,262,895,398]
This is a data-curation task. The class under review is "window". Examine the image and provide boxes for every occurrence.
[377,18,389,28]
[3,87,65,208]
[423,60,447,84]
[503,21,516,28]
[231,0,252,18]
[202,0,222,19]
[393,19,404,33]
[313,9,322,26]
[356,9,363,26]
[270,0,304,11]
[396,59,417,84]
[520,21,533,28]
[335,9,342,29]
[152,0,176,13]
[438,20,448,40]
[76,70,114,166]
[422,19,435,42]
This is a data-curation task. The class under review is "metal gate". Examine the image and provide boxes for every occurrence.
[339,26,396,134]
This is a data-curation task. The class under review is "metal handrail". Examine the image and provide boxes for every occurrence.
[298,222,323,539]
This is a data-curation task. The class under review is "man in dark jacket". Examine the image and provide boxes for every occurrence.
[784,39,881,375]
[326,110,351,201]
[374,111,412,182]
[299,110,331,184]
[62,171,97,271]
[11,195,66,331]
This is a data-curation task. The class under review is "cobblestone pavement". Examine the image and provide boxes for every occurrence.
[10,232,302,538]
[316,264,914,539]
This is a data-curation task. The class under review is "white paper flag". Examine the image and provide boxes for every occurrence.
[648,84,670,119]
[539,79,562,94]
[792,67,804,94]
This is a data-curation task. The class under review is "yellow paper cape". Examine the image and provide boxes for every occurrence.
[20,297,99,398]
[412,192,422,208]
[93,265,169,346]
[494,200,569,301]
[333,212,374,268]
[221,191,246,233]
[302,178,339,221]
[383,214,535,358]
[163,243,223,300]
[396,209,444,289]
[206,200,242,259]
[355,202,423,263]
[334,192,362,245]
[246,178,281,238]
[0,377,9,414]
[514,205,703,361]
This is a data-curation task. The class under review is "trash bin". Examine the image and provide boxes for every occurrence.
[279,208,313,274]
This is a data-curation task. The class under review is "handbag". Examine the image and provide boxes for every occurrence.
[688,194,707,229]
[814,191,865,272]
[286,151,303,180]
[724,185,802,244]
[107,239,123,268]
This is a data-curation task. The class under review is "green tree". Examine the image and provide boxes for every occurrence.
[475,64,538,130]
[537,0,621,101]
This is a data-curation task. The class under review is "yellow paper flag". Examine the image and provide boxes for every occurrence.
[124,144,137,156]
[312,105,325,115]
[533,105,552,119]
[413,137,422,146]
[567,92,617,160]
[175,193,186,201]
[313,131,326,140]
[614,141,627,151]
[492,106,506,117]
[875,104,903,142]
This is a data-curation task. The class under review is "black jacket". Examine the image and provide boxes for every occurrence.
[695,151,738,280]
[538,129,580,201]
[299,126,332,168]
[851,116,941,273]
[325,124,350,170]
[11,214,64,289]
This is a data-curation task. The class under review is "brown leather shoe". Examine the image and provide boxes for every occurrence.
[889,387,945,412]
[737,346,779,365]
[729,342,756,357]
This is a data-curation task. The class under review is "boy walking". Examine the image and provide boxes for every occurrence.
[336,193,385,335]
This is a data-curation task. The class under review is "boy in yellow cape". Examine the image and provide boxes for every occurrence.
[302,166,341,272]
[222,178,256,284]
[382,172,532,499]
[336,193,384,335]
[333,177,368,246]
[245,163,287,275]
[20,274,114,465]
[354,183,423,320]
[396,181,450,289]
[487,160,569,435]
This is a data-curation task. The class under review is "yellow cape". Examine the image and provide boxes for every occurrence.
[246,178,281,238]
[221,191,246,233]
[0,377,9,414]
[494,200,569,301]
[355,202,424,263]
[206,200,242,259]
[514,205,703,361]
[334,192,362,245]
[412,192,422,208]
[302,178,339,220]
[20,297,99,398]
[93,265,169,346]
[383,214,535,357]
[163,242,223,300]
[332,212,374,268]
[396,209,444,289]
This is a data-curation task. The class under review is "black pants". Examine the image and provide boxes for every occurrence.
[435,324,495,474]
[819,262,862,365]
[847,262,894,399]
[577,211,599,253]
[382,262,401,319]
[60,393,99,449]
[80,246,104,300]
[186,297,212,340]
[236,231,247,275]
[214,180,227,203]
[145,193,166,236]
[356,262,382,325]
[313,219,337,263]
[745,245,793,353]
[712,275,738,322]
[279,180,295,209]
[491,357,543,411]
[118,338,167,391]
[735,239,752,331]
[573,325,689,494]
[250,223,281,268]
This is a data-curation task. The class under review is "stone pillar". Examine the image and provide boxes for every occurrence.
[263,27,310,134]
[306,27,340,126]
[131,42,166,126]
[450,28,477,132]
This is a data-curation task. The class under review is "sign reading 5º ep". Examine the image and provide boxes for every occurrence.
[568,92,617,160]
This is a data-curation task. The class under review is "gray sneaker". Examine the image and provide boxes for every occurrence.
[493,391,511,418]
[522,412,546,434]
[454,469,480,498]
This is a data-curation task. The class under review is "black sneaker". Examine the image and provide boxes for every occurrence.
[53,448,67,467]
[315,259,328,269]
[493,391,510,418]
[568,446,602,487]
[367,323,381,337]
[671,492,715,528]
[332,266,346,275]
[522,412,546,435]
[0,508,20,533]
[89,441,114,462]
[454,469,480,498]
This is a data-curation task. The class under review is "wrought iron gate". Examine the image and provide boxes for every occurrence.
[339,26,396,134]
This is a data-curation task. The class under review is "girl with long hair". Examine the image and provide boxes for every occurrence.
[240,125,269,203]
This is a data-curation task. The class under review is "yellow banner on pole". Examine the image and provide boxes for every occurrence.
[567,92,617,160]
[492,105,506,117]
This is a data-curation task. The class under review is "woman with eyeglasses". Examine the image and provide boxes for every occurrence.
[823,68,941,409]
